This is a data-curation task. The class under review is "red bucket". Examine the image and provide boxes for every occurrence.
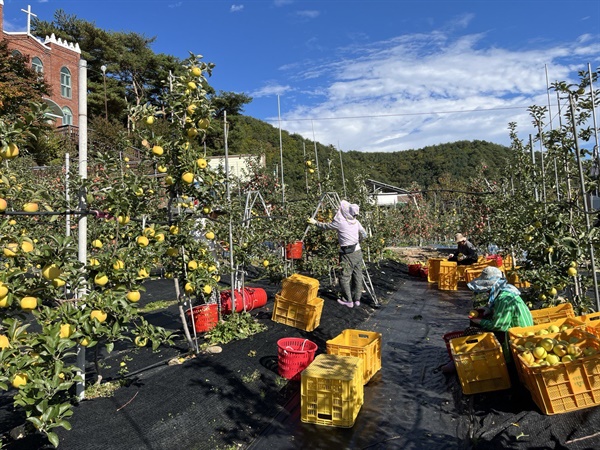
[285,241,303,259]
[220,287,268,315]
[185,303,218,333]
[277,337,318,381]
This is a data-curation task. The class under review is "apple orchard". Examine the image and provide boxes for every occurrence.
[0,50,599,448]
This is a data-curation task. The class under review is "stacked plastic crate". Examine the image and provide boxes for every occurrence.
[301,329,382,428]
[271,274,324,331]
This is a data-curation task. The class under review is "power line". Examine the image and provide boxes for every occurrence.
[274,104,539,123]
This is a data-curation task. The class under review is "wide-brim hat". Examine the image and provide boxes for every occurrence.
[455,233,466,243]
[467,266,504,292]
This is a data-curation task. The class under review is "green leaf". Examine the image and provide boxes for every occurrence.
[105,342,114,353]
[47,431,59,448]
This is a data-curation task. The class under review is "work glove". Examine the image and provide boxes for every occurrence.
[307,217,317,225]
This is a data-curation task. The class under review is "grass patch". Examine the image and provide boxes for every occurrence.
[202,312,267,346]
[138,299,178,313]
[84,380,124,399]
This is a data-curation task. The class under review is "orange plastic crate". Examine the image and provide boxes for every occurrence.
[438,260,458,291]
[271,294,323,331]
[450,332,511,395]
[514,328,600,414]
[508,316,586,340]
[530,303,575,325]
[426,258,445,283]
[326,329,382,384]
[301,354,364,427]
[577,312,600,339]
[279,274,319,304]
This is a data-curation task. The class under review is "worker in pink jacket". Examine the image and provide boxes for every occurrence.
[308,200,367,308]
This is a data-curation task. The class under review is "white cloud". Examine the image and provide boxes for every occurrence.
[251,83,292,98]
[230,4,244,13]
[296,10,320,19]
[168,2,182,8]
[264,31,599,152]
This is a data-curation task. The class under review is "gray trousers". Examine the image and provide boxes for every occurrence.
[340,249,364,302]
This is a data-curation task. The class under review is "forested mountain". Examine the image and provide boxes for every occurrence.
[204,114,512,198]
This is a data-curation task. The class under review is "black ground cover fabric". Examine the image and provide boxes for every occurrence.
[2,258,600,449]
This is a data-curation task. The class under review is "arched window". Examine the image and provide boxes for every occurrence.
[11,49,22,57]
[62,106,73,126]
[60,67,72,98]
[32,57,43,73]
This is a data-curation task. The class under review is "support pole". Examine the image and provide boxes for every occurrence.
[277,95,285,206]
[224,112,236,312]
[338,143,347,199]
[569,93,600,310]
[311,121,322,195]
[76,59,88,400]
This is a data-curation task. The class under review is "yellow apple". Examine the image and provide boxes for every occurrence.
[152,145,164,156]
[59,323,73,339]
[94,273,109,286]
[90,310,107,323]
[20,296,37,311]
[126,291,141,302]
[23,202,39,213]
[197,158,208,169]
[42,264,62,281]
[181,172,194,184]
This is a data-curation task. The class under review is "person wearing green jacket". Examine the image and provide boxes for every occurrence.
[441,266,533,373]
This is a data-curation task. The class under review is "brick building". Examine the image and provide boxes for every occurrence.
[0,1,81,127]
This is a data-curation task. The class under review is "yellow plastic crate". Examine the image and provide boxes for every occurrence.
[438,260,458,291]
[578,312,600,339]
[530,303,575,325]
[326,329,382,384]
[502,254,514,271]
[271,294,323,331]
[464,265,486,283]
[450,332,511,395]
[513,328,600,415]
[301,354,364,427]
[426,258,445,283]
[508,316,586,340]
[279,274,319,304]
[507,268,530,289]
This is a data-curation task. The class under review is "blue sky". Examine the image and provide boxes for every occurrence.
[3,0,600,152]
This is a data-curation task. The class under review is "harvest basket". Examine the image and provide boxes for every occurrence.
[271,294,324,331]
[450,332,511,395]
[326,329,382,384]
[301,354,364,427]
[507,316,586,341]
[277,337,318,381]
[443,330,465,359]
[513,328,600,414]
[530,303,575,325]
[279,274,319,304]
[185,303,218,333]
[438,260,458,291]
[426,258,445,283]
[578,312,600,339]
